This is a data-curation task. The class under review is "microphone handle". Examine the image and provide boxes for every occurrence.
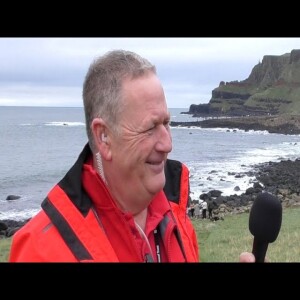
[252,237,269,263]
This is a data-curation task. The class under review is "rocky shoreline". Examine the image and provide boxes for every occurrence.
[200,158,300,220]
[171,114,300,135]
[172,114,300,220]
[0,219,30,239]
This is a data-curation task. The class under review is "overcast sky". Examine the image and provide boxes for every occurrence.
[1,37,300,108]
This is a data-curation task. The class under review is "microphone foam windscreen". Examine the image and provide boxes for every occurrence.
[249,192,282,243]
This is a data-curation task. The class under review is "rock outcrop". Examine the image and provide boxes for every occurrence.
[0,219,30,238]
[188,49,300,117]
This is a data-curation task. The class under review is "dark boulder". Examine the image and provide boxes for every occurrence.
[6,195,21,200]
[0,219,30,238]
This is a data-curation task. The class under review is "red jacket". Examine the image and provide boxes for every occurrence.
[9,144,199,262]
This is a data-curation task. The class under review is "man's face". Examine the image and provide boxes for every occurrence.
[108,73,172,203]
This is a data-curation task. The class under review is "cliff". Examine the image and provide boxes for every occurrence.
[189,49,300,117]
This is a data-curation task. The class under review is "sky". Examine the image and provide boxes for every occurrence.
[1,37,300,108]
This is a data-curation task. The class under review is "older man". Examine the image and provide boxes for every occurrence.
[9,50,199,262]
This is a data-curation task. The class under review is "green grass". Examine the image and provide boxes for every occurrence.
[1,206,300,262]
[245,86,300,114]
[217,83,257,95]
[0,237,12,262]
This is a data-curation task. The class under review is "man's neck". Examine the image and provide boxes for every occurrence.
[133,208,148,231]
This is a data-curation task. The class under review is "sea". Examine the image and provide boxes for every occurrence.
[1,106,300,221]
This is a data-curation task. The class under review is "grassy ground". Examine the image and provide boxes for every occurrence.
[0,237,12,262]
[1,206,299,262]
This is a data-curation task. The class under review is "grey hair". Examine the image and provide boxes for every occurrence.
[83,49,157,152]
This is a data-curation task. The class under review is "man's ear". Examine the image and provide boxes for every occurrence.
[101,133,108,143]
[91,118,112,161]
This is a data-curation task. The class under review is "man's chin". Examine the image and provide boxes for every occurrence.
[148,178,165,195]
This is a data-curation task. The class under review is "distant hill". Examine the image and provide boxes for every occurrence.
[188,49,300,117]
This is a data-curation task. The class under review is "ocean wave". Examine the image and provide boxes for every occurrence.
[0,208,40,221]
[44,122,85,127]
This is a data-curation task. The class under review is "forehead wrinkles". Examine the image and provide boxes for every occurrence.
[118,75,168,132]
[121,115,149,136]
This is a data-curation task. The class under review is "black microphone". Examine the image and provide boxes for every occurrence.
[249,192,282,262]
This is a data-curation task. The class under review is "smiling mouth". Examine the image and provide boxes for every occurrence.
[148,161,162,165]
[147,161,164,173]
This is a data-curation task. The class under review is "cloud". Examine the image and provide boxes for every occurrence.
[0,83,82,107]
[1,38,300,108]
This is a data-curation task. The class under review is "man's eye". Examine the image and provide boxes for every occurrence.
[144,125,156,135]
[164,120,170,128]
